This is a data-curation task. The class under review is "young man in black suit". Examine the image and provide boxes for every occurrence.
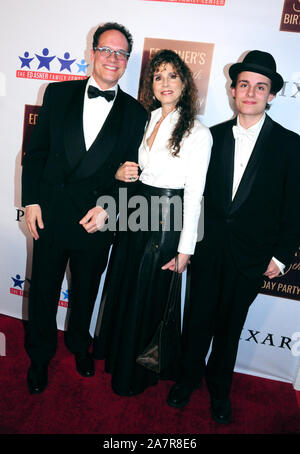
[22,22,147,394]
[167,50,300,423]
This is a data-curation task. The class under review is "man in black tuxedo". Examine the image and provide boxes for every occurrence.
[22,22,147,394]
[167,51,300,423]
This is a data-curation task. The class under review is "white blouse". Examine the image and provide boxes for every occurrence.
[139,108,212,255]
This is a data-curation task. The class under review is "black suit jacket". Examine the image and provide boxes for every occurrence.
[195,114,300,278]
[22,78,147,248]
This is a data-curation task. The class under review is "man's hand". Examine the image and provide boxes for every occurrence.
[79,206,108,233]
[115,161,139,182]
[264,259,281,279]
[161,253,191,274]
[25,205,44,240]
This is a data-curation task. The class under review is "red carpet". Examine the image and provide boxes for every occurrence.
[0,314,299,436]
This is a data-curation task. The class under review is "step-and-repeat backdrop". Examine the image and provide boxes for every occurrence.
[1,0,300,388]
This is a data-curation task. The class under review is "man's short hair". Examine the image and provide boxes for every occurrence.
[92,22,133,55]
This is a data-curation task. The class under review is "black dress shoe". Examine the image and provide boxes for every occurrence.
[27,362,48,394]
[167,383,199,408]
[210,397,231,424]
[75,352,95,377]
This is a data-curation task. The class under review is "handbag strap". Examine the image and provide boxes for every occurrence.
[163,255,182,322]
[174,255,179,273]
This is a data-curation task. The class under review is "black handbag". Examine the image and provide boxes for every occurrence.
[136,256,182,375]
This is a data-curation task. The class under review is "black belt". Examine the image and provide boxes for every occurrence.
[137,181,183,198]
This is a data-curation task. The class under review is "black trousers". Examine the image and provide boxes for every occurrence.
[180,241,264,399]
[25,230,110,364]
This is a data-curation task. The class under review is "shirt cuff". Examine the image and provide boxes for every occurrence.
[272,256,285,274]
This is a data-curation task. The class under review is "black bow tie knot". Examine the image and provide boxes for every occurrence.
[87,85,115,102]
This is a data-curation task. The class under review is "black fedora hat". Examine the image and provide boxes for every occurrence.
[229,50,284,93]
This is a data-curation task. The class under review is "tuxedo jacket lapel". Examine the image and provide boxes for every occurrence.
[67,88,124,181]
[72,89,123,180]
[230,115,273,214]
[220,119,236,212]
[63,80,87,171]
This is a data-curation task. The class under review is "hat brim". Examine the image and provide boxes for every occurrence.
[229,62,284,93]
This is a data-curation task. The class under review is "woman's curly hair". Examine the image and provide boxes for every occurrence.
[139,49,198,157]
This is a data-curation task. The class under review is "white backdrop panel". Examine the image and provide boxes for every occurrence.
[0,0,299,386]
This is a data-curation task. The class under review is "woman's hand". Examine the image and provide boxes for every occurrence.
[161,253,191,274]
[115,161,139,182]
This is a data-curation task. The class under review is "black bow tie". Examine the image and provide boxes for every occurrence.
[87,85,115,102]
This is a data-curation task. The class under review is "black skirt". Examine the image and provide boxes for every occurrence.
[93,182,183,396]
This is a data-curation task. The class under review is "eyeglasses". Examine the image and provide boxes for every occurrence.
[94,46,129,61]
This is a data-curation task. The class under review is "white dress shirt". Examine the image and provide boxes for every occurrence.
[83,76,117,150]
[139,108,212,255]
[232,114,285,273]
